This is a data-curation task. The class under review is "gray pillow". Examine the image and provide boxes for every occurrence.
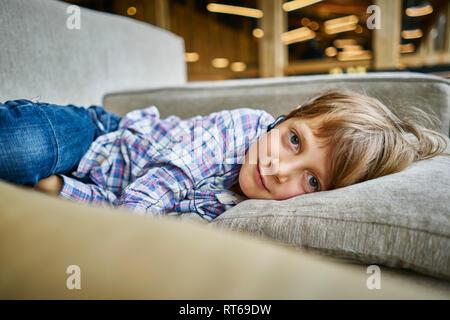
[211,150,450,280]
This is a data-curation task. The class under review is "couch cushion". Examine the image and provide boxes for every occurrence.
[211,147,450,280]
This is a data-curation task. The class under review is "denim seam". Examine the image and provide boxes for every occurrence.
[36,106,59,175]
[89,107,106,134]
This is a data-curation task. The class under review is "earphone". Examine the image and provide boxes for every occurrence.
[267,104,303,132]
[267,115,287,132]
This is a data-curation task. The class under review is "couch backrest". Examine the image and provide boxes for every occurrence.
[104,72,450,137]
[0,0,186,106]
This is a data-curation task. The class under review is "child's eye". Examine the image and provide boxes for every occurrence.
[307,173,320,191]
[290,131,320,192]
[289,131,300,149]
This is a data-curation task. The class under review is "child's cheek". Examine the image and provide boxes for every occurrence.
[275,183,305,200]
[259,130,279,165]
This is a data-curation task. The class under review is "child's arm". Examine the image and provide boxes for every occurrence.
[56,174,120,207]
[118,166,191,215]
[35,168,188,215]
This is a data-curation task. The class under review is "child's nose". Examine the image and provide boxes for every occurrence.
[277,174,289,184]
[274,159,297,184]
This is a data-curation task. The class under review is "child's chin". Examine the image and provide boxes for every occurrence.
[239,181,269,200]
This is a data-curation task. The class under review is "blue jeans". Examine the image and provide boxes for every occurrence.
[0,99,121,187]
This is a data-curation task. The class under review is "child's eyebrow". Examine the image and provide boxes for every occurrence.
[294,122,328,191]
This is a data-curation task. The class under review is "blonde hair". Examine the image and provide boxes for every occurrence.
[283,90,450,190]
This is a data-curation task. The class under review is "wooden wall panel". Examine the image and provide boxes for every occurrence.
[170,2,259,81]
[372,0,402,70]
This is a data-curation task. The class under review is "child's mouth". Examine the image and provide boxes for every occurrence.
[256,163,269,192]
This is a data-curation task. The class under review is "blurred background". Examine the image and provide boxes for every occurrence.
[61,0,450,80]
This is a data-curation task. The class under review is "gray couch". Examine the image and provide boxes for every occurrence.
[0,0,449,299]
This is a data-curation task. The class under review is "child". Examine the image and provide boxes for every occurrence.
[1,90,448,220]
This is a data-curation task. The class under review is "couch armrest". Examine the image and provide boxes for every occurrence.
[0,0,186,106]
[1,180,449,299]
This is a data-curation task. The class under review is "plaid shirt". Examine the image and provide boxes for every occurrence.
[59,106,274,220]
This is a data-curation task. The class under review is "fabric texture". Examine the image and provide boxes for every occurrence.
[59,106,274,220]
[2,180,449,299]
[0,0,186,107]
[104,72,450,137]
[211,145,450,280]
[0,99,120,187]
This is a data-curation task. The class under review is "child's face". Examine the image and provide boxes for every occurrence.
[238,116,331,200]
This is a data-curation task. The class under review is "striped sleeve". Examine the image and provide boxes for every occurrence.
[58,174,119,207]
[118,166,192,216]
